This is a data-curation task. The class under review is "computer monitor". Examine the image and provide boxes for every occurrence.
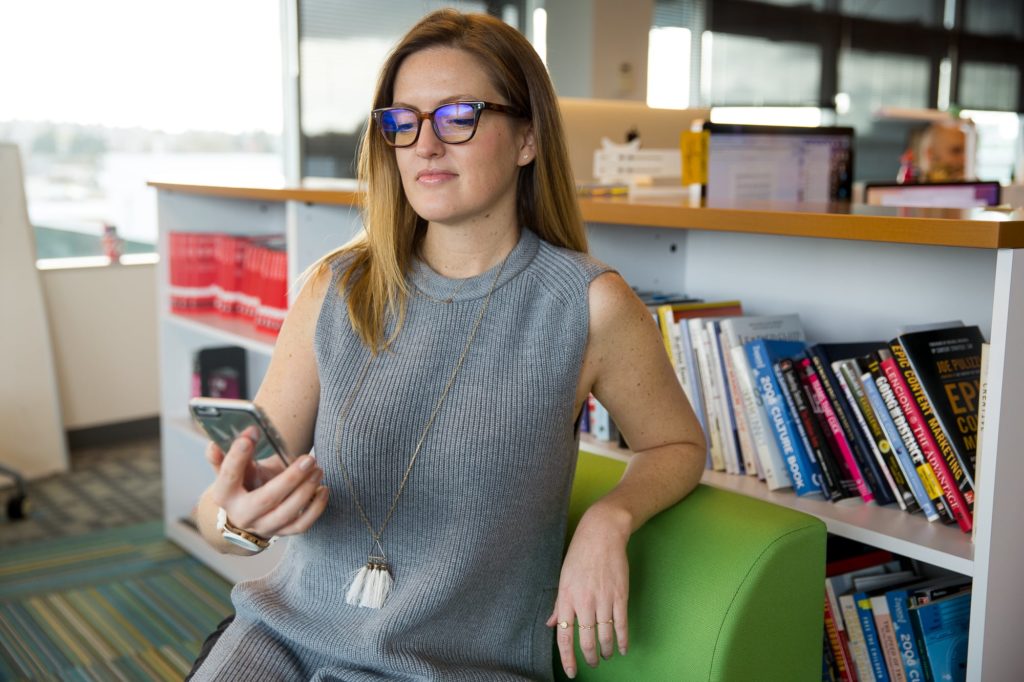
[558,98,710,183]
[864,181,1002,208]
[704,123,855,203]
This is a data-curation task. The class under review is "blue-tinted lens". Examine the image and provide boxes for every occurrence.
[433,103,479,142]
[379,108,419,145]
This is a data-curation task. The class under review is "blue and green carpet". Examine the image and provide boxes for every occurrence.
[0,521,232,681]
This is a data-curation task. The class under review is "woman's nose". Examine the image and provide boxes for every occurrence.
[415,119,445,159]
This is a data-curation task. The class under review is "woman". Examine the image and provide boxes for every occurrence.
[188,9,704,681]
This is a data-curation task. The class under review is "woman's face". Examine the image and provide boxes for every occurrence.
[390,47,533,232]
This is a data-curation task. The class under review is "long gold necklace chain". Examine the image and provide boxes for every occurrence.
[332,254,509,608]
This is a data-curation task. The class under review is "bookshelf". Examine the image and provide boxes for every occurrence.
[151,182,1024,680]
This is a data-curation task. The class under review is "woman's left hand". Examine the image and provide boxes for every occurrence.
[546,503,631,679]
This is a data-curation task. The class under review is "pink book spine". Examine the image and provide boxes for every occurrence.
[806,363,874,502]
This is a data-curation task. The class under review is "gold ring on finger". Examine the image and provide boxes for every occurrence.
[557,621,569,629]
[598,619,614,625]
[578,623,594,630]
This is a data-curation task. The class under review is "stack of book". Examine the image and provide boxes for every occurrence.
[169,231,288,336]
[823,549,971,682]
[656,303,986,534]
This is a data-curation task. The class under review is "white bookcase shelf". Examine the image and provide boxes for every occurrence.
[152,183,1024,680]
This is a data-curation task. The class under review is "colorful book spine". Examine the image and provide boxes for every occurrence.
[890,340,976,511]
[810,347,894,506]
[839,592,877,682]
[854,592,892,682]
[691,319,727,471]
[909,591,971,682]
[802,358,873,502]
[748,339,816,492]
[869,352,952,523]
[730,346,771,480]
[834,360,906,510]
[838,358,919,512]
[824,593,857,682]
[881,354,972,533]
[885,589,927,682]
[859,363,939,522]
[778,358,845,501]
[770,360,824,495]
[870,595,907,682]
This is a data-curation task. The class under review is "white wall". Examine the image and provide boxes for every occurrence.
[39,261,160,430]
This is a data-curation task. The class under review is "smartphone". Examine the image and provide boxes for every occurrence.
[189,397,291,466]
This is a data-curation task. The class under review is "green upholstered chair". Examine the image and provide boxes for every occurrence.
[556,450,827,682]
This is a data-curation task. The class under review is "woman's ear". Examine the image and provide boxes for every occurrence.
[517,124,536,167]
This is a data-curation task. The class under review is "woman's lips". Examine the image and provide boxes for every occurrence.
[416,169,458,184]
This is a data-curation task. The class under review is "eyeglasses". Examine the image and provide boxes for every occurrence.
[371,101,524,148]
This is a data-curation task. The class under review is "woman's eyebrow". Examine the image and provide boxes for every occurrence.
[389,94,481,109]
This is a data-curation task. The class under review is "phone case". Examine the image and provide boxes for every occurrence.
[189,397,290,465]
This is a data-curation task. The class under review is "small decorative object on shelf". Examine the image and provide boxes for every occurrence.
[102,223,122,263]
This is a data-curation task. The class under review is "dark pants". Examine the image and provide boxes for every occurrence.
[185,614,235,680]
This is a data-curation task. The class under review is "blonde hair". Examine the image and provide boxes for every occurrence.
[314,9,586,352]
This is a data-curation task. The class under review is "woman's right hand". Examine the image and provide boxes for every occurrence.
[205,427,330,540]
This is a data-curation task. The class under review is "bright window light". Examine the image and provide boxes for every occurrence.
[532,8,547,67]
[646,27,691,109]
[961,109,1021,184]
[710,107,824,127]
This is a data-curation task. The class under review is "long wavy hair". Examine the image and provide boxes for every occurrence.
[316,9,586,352]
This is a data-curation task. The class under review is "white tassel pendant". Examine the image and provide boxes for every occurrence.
[345,556,392,609]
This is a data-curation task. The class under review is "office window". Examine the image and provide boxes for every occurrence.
[961,110,1021,185]
[708,33,820,106]
[839,0,940,26]
[652,0,705,107]
[0,0,282,259]
[299,0,523,179]
[837,50,930,132]
[959,62,1020,112]
[965,0,1024,40]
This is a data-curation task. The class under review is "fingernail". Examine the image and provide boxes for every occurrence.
[619,647,627,656]
[566,668,576,679]
[299,456,314,471]
[238,438,251,453]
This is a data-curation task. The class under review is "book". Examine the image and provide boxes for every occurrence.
[834,358,908,510]
[719,314,805,477]
[800,356,872,502]
[858,357,939,522]
[853,592,892,682]
[885,587,928,682]
[973,341,990,542]
[778,357,848,502]
[870,595,907,682]
[730,345,770,480]
[824,592,857,682]
[194,346,249,400]
[836,358,918,512]
[708,320,743,473]
[868,350,952,523]
[891,333,978,510]
[656,302,743,446]
[808,343,896,506]
[689,318,728,471]
[896,326,986,479]
[746,338,814,492]
[909,591,971,682]
[883,345,973,533]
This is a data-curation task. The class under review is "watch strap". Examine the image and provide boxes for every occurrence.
[216,507,275,553]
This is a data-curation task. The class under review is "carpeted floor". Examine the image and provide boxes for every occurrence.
[0,521,233,681]
[0,436,233,681]
[0,438,163,549]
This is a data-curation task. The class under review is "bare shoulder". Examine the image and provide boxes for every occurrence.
[587,271,656,340]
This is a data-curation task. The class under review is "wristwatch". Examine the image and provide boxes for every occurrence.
[216,507,275,553]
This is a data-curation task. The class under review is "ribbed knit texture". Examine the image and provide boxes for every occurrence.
[191,228,612,681]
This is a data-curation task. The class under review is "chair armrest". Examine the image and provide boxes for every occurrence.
[561,451,826,681]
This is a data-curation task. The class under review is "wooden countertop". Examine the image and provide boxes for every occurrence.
[148,181,1024,249]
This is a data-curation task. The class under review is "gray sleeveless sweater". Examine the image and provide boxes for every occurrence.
[192,228,611,681]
